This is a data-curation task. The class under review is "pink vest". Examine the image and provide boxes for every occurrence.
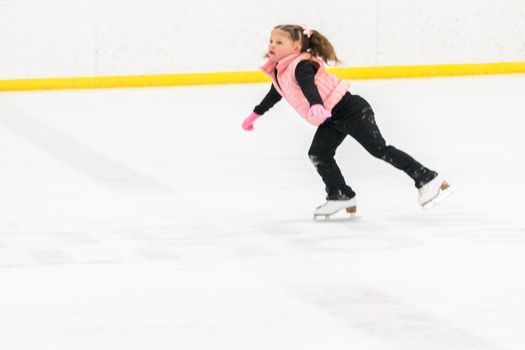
[260,52,349,126]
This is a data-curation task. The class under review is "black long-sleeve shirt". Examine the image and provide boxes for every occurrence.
[253,60,368,120]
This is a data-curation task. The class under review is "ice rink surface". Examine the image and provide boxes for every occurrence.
[1,74,524,349]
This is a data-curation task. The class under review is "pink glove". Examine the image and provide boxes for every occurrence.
[306,104,331,126]
[241,112,261,131]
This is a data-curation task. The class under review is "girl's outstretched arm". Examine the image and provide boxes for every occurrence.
[242,85,282,131]
[254,84,282,115]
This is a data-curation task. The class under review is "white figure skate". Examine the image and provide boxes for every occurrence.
[418,175,453,210]
[313,197,357,220]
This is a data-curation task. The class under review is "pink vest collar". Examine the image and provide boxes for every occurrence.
[260,53,308,77]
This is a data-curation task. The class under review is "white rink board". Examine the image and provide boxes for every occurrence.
[1,0,525,78]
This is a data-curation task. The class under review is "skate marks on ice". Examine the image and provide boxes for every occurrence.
[296,282,506,350]
[253,218,423,253]
[0,107,172,196]
[385,210,525,244]
[0,220,267,269]
[246,221,506,350]
[0,226,195,269]
[0,230,132,269]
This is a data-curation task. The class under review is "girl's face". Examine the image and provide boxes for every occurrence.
[267,29,301,62]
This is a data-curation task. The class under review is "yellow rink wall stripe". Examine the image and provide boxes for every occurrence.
[331,61,525,79]
[1,62,524,92]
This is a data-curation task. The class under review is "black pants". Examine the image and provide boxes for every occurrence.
[308,95,435,200]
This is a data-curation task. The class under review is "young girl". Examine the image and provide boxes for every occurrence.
[242,24,451,218]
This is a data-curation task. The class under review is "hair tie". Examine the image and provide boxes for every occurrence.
[301,24,313,38]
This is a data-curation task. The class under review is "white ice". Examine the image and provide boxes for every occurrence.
[0,74,524,350]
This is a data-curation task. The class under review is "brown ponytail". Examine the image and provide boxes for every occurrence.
[273,24,342,65]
